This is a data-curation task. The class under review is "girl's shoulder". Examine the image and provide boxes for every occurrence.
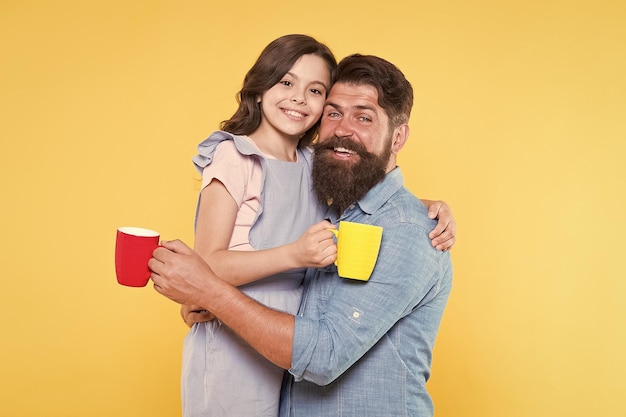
[193,131,263,172]
[297,145,315,165]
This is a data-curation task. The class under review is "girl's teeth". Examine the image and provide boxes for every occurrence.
[285,110,304,118]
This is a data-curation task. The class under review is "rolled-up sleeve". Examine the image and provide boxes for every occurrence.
[289,216,445,385]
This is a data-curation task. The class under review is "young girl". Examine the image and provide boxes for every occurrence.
[182,34,338,417]
[182,34,456,416]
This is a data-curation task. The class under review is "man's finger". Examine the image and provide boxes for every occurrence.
[160,239,192,253]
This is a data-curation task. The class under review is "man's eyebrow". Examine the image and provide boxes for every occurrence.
[325,101,377,113]
[354,104,377,112]
[324,101,340,110]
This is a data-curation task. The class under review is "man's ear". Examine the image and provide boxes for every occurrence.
[391,124,410,154]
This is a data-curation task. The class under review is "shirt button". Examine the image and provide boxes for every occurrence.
[353,312,360,319]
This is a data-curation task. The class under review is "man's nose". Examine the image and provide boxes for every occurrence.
[334,117,354,137]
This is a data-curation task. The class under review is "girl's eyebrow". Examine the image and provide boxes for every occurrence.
[312,80,330,90]
[285,71,329,90]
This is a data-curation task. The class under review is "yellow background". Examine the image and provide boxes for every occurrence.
[1,1,624,416]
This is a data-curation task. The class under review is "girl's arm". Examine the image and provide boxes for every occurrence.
[194,179,336,287]
[420,199,456,251]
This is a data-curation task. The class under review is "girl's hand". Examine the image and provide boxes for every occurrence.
[181,304,215,327]
[425,200,457,251]
[291,221,337,268]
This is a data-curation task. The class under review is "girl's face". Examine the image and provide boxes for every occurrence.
[255,54,331,141]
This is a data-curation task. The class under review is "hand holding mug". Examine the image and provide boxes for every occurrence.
[115,227,160,287]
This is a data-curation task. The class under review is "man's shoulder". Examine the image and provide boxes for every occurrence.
[377,186,435,230]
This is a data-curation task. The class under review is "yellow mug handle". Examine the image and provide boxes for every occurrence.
[328,228,338,265]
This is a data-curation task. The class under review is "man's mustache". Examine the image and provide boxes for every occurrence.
[313,136,369,157]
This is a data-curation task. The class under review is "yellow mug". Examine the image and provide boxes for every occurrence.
[329,221,383,281]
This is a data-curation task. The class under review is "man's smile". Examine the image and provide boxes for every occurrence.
[333,147,357,157]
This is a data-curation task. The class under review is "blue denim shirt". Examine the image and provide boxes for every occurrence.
[280,168,453,417]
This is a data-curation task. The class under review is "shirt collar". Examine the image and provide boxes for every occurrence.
[356,167,404,214]
[324,167,404,221]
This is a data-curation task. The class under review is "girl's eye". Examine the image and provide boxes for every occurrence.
[310,88,323,95]
[280,80,292,87]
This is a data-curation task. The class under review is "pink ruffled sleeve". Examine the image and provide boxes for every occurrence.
[200,140,262,250]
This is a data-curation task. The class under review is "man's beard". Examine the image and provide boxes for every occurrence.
[312,135,391,214]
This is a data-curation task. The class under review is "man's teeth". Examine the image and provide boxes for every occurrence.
[334,147,356,155]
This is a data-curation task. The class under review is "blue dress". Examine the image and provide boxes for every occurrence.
[182,131,324,417]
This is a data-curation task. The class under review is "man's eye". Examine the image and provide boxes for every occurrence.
[358,116,372,122]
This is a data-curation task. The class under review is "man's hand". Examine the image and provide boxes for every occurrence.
[152,240,294,369]
[425,200,456,251]
[149,240,217,306]
[181,305,215,327]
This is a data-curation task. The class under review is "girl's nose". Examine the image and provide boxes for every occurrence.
[291,93,306,104]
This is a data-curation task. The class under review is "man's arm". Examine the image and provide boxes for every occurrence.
[290,218,450,385]
[149,240,294,369]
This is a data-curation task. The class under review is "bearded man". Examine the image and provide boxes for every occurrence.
[150,54,453,417]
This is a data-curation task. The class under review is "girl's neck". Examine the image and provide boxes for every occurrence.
[248,130,299,162]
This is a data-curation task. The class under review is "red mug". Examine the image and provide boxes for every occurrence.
[115,227,160,287]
